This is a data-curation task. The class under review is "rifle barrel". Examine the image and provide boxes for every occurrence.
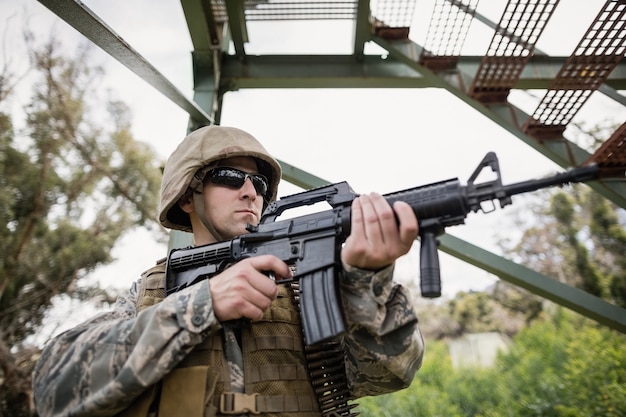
[503,165,598,197]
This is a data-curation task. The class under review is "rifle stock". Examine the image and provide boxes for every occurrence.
[165,152,599,344]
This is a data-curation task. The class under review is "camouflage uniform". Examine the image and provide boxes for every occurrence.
[32,126,424,417]
[33,262,422,416]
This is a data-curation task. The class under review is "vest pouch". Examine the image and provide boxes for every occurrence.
[137,262,167,313]
[115,384,158,417]
[159,365,216,417]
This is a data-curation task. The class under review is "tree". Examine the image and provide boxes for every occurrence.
[0,37,164,416]
[490,122,626,325]
[448,291,494,333]
[497,183,626,312]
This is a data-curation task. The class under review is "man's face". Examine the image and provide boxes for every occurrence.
[191,156,266,243]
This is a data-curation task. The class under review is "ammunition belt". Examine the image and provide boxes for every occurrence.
[289,281,359,417]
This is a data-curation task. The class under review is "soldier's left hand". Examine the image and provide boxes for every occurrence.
[341,193,418,270]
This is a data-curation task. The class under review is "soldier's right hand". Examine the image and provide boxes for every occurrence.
[208,255,291,322]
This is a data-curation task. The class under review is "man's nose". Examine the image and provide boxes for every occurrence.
[241,177,258,197]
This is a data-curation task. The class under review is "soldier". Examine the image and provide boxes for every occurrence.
[33,126,424,417]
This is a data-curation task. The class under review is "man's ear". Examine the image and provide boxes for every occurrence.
[178,189,194,214]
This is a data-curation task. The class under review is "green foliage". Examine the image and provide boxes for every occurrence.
[547,185,626,306]
[358,312,626,417]
[448,291,494,333]
[496,310,626,417]
[550,192,603,297]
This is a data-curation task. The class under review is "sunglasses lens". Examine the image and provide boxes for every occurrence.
[251,176,269,196]
[209,168,268,196]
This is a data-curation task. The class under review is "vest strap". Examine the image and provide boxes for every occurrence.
[219,392,318,414]
[258,394,317,413]
[219,392,260,415]
[246,363,310,383]
[246,334,302,352]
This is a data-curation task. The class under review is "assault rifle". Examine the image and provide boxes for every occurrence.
[165,152,598,345]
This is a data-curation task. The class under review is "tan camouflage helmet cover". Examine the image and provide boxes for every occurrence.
[158,125,282,232]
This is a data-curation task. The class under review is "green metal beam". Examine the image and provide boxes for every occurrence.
[218,54,425,89]
[37,0,214,126]
[180,0,215,50]
[353,0,371,60]
[225,0,248,58]
[191,50,220,129]
[599,84,626,107]
[180,0,222,51]
[439,233,626,334]
[278,160,330,190]
[215,54,626,90]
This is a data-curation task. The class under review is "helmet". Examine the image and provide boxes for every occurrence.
[158,125,282,232]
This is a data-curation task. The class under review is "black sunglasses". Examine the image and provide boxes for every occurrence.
[205,167,269,197]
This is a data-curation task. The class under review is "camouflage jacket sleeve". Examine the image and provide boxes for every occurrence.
[32,279,222,417]
[339,262,424,398]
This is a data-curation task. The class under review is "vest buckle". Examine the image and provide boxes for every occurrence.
[219,392,260,415]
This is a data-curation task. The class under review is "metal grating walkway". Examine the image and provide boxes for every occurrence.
[468,0,559,103]
[210,1,358,21]
[419,0,479,71]
[207,0,416,22]
[522,0,626,141]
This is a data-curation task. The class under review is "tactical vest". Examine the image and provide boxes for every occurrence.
[118,261,323,417]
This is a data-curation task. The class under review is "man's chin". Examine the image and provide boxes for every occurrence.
[236,222,257,236]
[238,213,258,226]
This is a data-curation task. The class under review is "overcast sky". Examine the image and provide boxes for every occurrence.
[2,0,624,335]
